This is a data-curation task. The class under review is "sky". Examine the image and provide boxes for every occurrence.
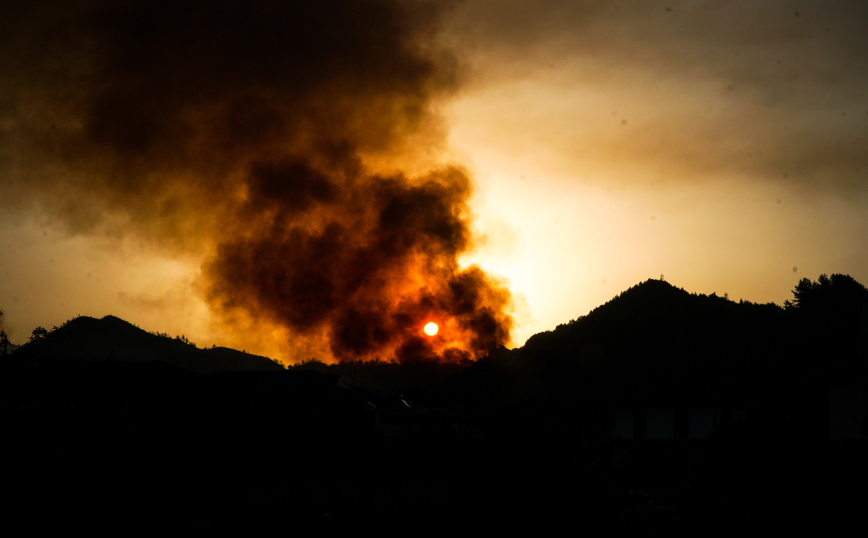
[2,0,867,362]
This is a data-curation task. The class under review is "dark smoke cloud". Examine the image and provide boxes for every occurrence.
[1,0,512,362]
[208,162,511,362]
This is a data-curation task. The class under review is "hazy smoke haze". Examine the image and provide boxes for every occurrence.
[1,1,512,362]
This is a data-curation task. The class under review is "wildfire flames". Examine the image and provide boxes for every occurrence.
[1,0,513,363]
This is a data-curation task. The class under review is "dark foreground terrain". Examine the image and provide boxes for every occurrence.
[4,277,868,534]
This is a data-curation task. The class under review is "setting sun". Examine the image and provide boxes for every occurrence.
[423,322,439,336]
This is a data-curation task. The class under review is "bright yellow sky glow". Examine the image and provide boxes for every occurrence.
[442,0,868,346]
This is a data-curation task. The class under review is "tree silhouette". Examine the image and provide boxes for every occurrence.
[784,274,868,368]
[28,326,49,343]
[0,309,8,356]
[784,273,868,311]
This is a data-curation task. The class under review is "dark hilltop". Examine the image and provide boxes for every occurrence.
[11,314,282,374]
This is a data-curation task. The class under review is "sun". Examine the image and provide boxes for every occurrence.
[423,322,439,336]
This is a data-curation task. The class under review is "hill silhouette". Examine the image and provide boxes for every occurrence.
[524,278,786,362]
[13,315,282,374]
[452,279,801,415]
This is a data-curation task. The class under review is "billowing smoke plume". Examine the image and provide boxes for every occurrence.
[1,0,512,363]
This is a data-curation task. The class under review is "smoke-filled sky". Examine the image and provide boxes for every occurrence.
[2,0,867,362]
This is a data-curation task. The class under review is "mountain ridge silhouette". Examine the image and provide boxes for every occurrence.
[14,314,282,374]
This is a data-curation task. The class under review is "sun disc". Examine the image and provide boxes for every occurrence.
[423,322,439,336]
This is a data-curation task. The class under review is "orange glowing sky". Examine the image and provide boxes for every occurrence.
[2,1,867,360]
